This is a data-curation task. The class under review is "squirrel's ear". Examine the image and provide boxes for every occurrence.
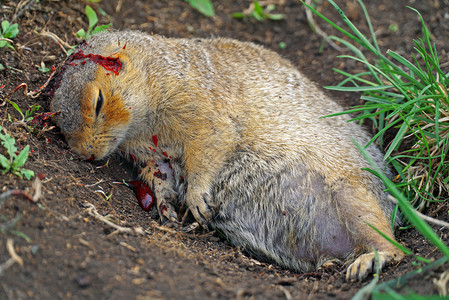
[109,53,120,59]
[111,52,130,69]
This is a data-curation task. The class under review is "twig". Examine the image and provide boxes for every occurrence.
[433,270,449,296]
[0,177,42,233]
[150,221,178,234]
[304,0,344,52]
[39,30,74,56]
[0,257,16,276]
[0,190,14,208]
[84,179,105,188]
[115,0,124,13]
[11,0,35,23]
[278,285,293,300]
[306,281,319,300]
[119,241,137,252]
[0,38,13,44]
[0,239,23,276]
[31,175,42,203]
[388,195,449,229]
[6,238,23,267]
[84,202,145,235]
[1,66,58,105]
[0,177,41,206]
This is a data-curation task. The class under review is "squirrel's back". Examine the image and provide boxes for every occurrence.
[70,30,386,172]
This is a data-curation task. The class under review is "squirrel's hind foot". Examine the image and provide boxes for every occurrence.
[345,249,404,281]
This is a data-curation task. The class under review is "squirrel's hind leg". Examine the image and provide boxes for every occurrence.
[336,184,405,281]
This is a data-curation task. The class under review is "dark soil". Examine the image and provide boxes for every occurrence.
[1,0,448,299]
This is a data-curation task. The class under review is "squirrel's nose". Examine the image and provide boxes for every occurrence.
[67,140,95,160]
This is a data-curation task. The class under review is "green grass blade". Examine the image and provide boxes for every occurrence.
[355,141,449,259]
[326,36,366,60]
[322,105,382,118]
[327,0,377,54]
[301,1,362,45]
[332,69,378,87]
[356,0,380,53]
[384,112,414,159]
[10,229,31,242]
[373,256,448,293]
[335,55,412,101]
[325,85,395,92]
[365,222,412,256]
[387,50,429,85]
[384,94,436,119]
[360,95,402,105]
[6,99,25,120]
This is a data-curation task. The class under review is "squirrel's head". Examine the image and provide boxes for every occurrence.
[51,50,131,160]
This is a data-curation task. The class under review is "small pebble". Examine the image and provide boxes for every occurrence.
[76,274,92,288]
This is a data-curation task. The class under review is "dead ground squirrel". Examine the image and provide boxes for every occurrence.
[51,30,405,281]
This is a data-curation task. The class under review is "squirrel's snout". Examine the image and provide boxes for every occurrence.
[68,146,94,160]
[70,146,100,161]
[65,132,115,161]
[71,143,109,161]
[65,136,96,160]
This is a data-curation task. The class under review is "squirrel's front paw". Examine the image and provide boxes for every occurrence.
[139,159,179,224]
[187,192,216,228]
[155,187,178,224]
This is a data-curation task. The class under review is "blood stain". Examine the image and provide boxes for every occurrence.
[68,49,122,75]
[126,180,156,211]
[154,170,167,180]
[152,135,158,147]
[159,203,167,213]
[29,112,58,127]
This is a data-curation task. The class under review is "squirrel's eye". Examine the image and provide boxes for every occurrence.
[95,90,104,117]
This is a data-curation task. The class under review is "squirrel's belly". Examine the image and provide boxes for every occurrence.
[210,152,355,270]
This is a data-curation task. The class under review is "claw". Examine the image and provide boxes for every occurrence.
[346,251,390,281]
[180,221,200,233]
[185,191,215,230]
[157,193,179,224]
[189,205,211,230]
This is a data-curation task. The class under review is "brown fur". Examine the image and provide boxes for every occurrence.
[51,30,404,281]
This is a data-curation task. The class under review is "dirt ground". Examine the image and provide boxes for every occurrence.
[0,0,448,299]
